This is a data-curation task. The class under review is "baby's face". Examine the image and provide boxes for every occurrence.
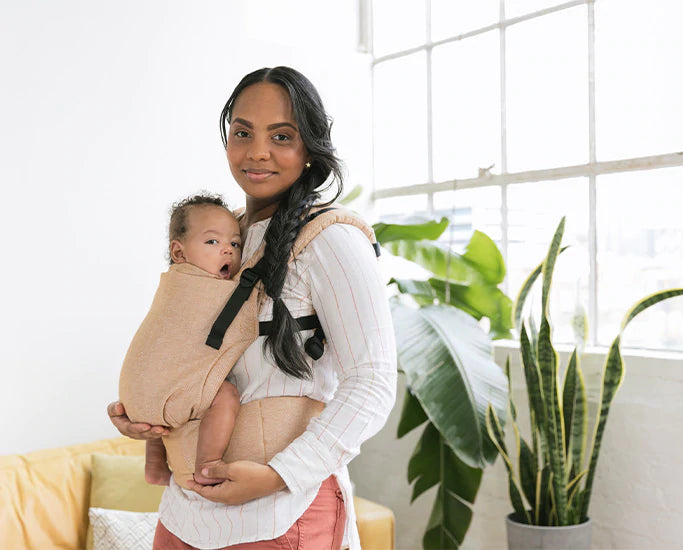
[173,205,242,279]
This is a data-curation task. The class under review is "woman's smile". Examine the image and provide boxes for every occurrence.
[243,168,277,182]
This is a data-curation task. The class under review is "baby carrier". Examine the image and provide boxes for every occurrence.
[118,206,379,489]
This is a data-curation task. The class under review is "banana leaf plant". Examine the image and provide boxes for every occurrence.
[374,217,512,549]
[486,217,683,526]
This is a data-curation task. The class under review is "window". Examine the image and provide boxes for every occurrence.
[370,0,683,351]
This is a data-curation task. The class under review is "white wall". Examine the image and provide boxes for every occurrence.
[349,344,683,549]
[0,0,372,455]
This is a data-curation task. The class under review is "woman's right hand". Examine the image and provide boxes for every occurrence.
[107,401,170,440]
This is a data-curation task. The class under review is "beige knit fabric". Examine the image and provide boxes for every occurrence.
[118,206,377,489]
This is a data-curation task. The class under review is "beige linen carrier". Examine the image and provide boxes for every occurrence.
[119,206,378,489]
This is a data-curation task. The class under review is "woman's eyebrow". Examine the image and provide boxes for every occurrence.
[267,122,298,132]
[232,117,253,128]
[232,118,298,132]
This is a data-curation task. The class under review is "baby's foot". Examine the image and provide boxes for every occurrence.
[145,462,171,486]
[193,459,227,486]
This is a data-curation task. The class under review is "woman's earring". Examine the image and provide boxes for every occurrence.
[305,162,311,168]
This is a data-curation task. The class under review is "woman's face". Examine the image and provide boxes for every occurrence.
[226,82,309,206]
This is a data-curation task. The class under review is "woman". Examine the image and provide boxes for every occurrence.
[108,66,396,550]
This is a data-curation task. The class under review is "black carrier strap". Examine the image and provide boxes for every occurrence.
[205,258,267,350]
[259,314,322,334]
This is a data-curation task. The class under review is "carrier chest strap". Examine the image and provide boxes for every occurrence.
[205,261,326,359]
[205,257,267,350]
[259,314,326,361]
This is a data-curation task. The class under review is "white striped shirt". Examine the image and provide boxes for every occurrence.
[158,216,397,549]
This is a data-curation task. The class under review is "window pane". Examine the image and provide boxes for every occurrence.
[373,53,429,189]
[506,1,566,19]
[595,0,683,160]
[597,168,683,351]
[431,0,499,41]
[374,194,429,221]
[373,0,426,57]
[507,178,589,344]
[432,32,501,181]
[506,6,588,172]
[433,186,502,251]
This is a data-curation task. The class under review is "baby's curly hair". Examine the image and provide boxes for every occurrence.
[168,192,235,264]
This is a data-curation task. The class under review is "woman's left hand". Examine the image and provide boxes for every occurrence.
[186,461,287,505]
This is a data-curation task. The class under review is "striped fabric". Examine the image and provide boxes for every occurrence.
[158,218,397,550]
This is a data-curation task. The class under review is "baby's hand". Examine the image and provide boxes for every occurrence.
[193,459,229,486]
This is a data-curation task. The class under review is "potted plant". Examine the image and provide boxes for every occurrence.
[372,215,512,549]
[486,217,683,549]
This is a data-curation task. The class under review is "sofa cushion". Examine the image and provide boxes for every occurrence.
[89,507,159,550]
[90,453,164,512]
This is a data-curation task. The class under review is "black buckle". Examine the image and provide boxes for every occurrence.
[239,268,260,288]
[304,328,325,360]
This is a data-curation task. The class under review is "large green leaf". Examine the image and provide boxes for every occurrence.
[423,485,472,550]
[462,230,506,285]
[428,278,513,337]
[391,277,513,339]
[384,240,487,285]
[408,422,441,501]
[374,217,449,243]
[390,278,438,305]
[443,441,484,504]
[404,424,483,549]
[397,387,429,438]
[392,302,508,468]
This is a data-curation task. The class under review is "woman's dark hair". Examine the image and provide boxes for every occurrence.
[220,66,344,380]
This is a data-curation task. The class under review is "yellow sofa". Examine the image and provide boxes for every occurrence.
[0,436,394,550]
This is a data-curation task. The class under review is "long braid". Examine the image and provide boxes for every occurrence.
[261,180,319,379]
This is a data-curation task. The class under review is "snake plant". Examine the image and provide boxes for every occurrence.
[486,217,683,526]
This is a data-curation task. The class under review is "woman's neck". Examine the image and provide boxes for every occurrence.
[239,198,280,234]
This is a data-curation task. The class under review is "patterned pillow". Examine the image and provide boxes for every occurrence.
[88,507,158,550]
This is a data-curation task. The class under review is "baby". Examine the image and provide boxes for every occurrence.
[144,193,243,486]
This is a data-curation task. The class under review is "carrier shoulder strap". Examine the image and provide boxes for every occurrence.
[205,205,379,353]
[291,205,381,260]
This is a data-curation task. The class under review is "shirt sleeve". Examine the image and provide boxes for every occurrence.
[267,223,397,494]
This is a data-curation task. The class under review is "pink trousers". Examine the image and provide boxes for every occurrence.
[153,476,347,550]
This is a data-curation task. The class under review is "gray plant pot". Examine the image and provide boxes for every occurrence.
[506,514,592,550]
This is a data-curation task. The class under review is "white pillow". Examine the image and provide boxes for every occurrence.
[88,507,158,550]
